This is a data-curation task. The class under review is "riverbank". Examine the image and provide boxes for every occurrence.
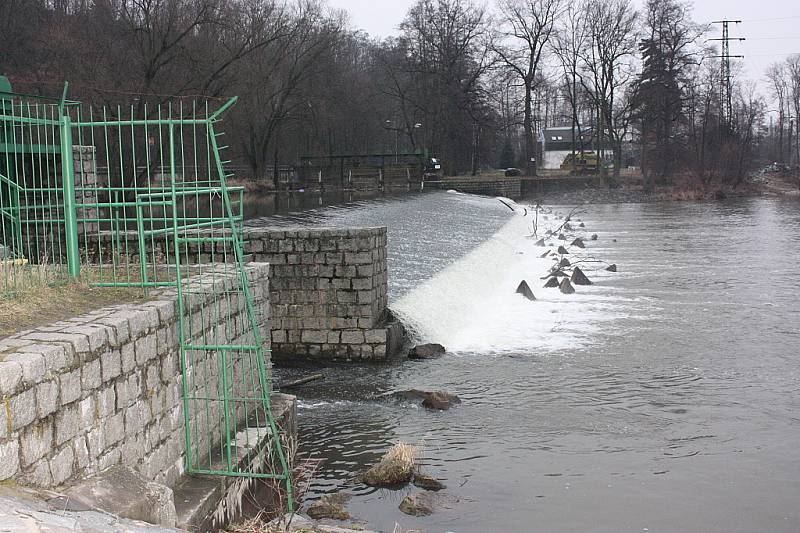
[527,175,799,205]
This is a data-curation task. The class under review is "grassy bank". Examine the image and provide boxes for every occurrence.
[0,276,147,338]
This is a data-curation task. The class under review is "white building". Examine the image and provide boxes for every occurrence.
[539,126,603,170]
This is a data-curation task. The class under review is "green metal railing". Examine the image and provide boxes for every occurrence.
[0,83,293,509]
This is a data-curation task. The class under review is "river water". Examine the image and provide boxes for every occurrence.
[249,191,800,532]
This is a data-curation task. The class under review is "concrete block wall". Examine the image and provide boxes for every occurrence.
[438,178,522,199]
[243,227,404,361]
[0,264,270,489]
[73,145,101,236]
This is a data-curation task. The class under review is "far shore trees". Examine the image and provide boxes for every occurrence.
[0,0,789,183]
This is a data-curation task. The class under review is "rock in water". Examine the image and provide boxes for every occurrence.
[605,264,617,272]
[559,278,575,294]
[307,493,352,520]
[571,238,585,248]
[591,234,598,241]
[557,245,568,255]
[539,250,550,258]
[534,238,546,246]
[408,343,446,359]
[563,222,573,231]
[579,222,585,228]
[559,258,571,268]
[516,280,536,301]
[571,266,592,285]
[399,493,434,517]
[558,233,567,240]
[413,472,446,491]
[543,277,560,288]
[361,443,418,487]
[422,392,462,410]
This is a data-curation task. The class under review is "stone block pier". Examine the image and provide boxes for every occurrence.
[243,226,405,362]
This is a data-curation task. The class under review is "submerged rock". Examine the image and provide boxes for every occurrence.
[515,280,536,301]
[543,277,560,288]
[605,264,617,272]
[563,222,573,231]
[557,233,567,240]
[413,472,446,491]
[422,391,462,410]
[307,493,352,520]
[539,250,550,258]
[559,278,576,294]
[571,266,592,285]
[571,238,585,248]
[579,222,586,228]
[591,234,598,241]
[408,343,446,359]
[399,493,435,517]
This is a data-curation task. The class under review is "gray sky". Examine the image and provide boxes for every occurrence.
[327,0,800,86]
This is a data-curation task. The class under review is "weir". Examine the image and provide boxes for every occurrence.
[392,204,621,354]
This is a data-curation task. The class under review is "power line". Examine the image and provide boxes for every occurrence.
[709,20,745,127]
[746,36,800,40]
[739,15,800,23]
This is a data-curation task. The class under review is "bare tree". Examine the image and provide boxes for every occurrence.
[232,1,345,182]
[552,3,589,173]
[766,62,789,164]
[494,0,563,176]
[787,54,800,166]
[579,0,639,179]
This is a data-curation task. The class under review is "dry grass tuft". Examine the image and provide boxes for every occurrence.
[0,274,146,338]
[361,442,419,487]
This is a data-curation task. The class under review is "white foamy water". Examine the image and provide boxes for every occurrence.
[391,200,633,353]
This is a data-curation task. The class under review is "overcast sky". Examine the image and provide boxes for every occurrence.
[327,0,800,86]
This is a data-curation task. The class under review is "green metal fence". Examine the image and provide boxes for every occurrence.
[0,82,293,509]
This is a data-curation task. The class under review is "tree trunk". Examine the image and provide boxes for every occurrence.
[523,82,537,176]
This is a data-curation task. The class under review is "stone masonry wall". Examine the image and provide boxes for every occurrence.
[438,178,522,199]
[0,264,269,489]
[77,225,400,362]
[243,227,404,362]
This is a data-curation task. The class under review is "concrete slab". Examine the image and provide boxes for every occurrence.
[63,465,178,527]
[0,486,185,533]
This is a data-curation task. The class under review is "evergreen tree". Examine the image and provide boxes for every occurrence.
[499,139,516,168]
[631,0,700,187]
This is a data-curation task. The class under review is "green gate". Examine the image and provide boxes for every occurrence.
[0,80,293,509]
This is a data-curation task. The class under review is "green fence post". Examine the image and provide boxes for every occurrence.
[60,115,80,278]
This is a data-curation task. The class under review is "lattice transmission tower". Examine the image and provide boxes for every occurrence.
[709,20,745,129]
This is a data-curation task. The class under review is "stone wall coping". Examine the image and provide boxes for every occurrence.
[0,263,269,385]
[244,227,386,239]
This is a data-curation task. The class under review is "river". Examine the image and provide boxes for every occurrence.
[248,191,800,532]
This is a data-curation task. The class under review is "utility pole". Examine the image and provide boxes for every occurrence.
[709,20,745,130]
